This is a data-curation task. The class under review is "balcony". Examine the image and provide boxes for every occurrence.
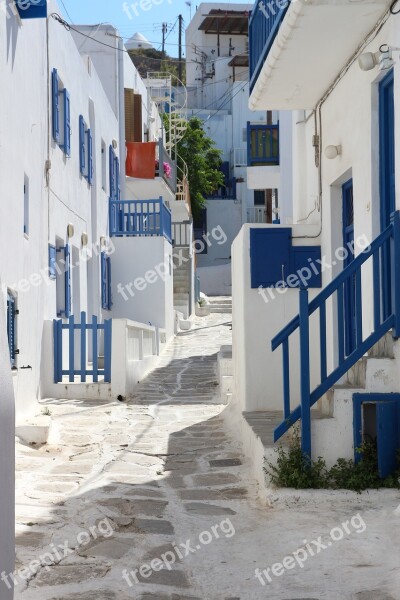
[249,0,392,111]
[109,199,172,243]
[125,139,177,203]
[247,207,267,224]
[247,122,279,167]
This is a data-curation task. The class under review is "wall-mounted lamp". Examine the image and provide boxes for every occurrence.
[81,232,88,247]
[325,145,342,160]
[100,236,107,248]
[112,139,118,149]
[359,45,400,71]
[67,223,74,238]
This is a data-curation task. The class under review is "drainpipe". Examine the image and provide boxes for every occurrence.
[117,34,126,200]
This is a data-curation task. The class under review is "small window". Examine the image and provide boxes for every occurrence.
[109,146,120,200]
[24,175,29,236]
[79,115,94,184]
[7,292,17,367]
[101,252,112,310]
[49,245,57,280]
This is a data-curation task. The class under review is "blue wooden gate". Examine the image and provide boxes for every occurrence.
[53,312,112,383]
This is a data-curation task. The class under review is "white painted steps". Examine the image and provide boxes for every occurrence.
[207,296,232,314]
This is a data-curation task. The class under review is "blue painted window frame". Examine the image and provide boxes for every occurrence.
[63,89,71,157]
[57,245,72,318]
[101,252,112,310]
[49,244,57,280]
[79,115,86,175]
[52,69,71,157]
[52,69,60,143]
[109,146,120,200]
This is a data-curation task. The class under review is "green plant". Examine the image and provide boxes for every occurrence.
[42,407,51,416]
[265,428,400,492]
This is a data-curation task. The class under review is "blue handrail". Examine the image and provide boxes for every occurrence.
[272,211,400,456]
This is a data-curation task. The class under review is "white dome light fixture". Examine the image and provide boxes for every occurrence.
[325,145,342,160]
[359,45,400,71]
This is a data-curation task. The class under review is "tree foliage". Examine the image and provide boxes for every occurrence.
[175,117,224,221]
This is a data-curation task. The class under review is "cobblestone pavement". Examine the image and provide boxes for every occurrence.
[14,312,400,600]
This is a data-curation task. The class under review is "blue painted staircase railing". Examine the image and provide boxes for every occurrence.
[272,211,400,457]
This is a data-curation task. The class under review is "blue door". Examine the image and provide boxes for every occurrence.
[377,401,399,478]
[343,179,356,356]
[379,69,396,319]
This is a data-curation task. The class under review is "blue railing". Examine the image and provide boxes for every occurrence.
[272,212,400,457]
[109,198,172,243]
[249,0,290,92]
[53,312,112,383]
[247,122,279,166]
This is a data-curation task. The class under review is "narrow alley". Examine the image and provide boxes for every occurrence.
[14,311,400,600]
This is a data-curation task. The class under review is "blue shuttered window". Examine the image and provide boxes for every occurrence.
[49,244,57,280]
[79,115,86,174]
[109,146,120,200]
[7,293,17,367]
[52,68,71,157]
[63,89,71,157]
[101,252,112,310]
[52,69,60,143]
[64,244,72,318]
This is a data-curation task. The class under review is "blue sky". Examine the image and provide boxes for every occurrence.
[58,0,193,56]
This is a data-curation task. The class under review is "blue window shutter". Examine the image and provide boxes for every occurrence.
[101,252,108,309]
[16,0,47,19]
[250,228,291,288]
[64,244,72,317]
[52,69,60,143]
[109,146,115,199]
[79,116,86,174]
[7,293,16,367]
[88,129,93,185]
[63,89,71,157]
[107,256,112,309]
[49,244,57,280]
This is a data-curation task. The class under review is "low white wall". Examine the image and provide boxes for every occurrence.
[0,287,15,600]
[112,319,164,398]
[196,199,242,268]
[232,223,320,413]
[111,236,174,341]
[198,264,232,296]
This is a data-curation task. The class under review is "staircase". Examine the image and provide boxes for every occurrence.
[272,211,400,466]
[207,297,232,314]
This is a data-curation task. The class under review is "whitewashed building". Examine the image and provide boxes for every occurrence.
[230,0,400,487]
[186,3,293,295]
[0,3,191,592]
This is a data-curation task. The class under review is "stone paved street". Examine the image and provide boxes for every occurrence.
[15,313,400,600]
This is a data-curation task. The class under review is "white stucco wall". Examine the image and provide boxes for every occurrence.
[0,288,15,600]
[110,236,174,340]
[231,224,321,412]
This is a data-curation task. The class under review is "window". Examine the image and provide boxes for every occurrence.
[101,252,112,310]
[109,146,120,200]
[79,115,94,184]
[52,69,71,157]
[56,243,72,318]
[49,245,57,280]
[7,292,17,367]
[24,175,29,236]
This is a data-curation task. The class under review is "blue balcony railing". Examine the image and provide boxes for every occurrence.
[249,0,290,92]
[247,122,279,166]
[109,198,172,243]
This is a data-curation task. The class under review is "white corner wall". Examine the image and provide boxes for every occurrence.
[231,224,321,413]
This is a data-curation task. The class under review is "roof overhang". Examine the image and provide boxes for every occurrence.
[199,10,249,35]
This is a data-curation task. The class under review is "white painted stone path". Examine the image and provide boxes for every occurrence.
[14,312,400,600]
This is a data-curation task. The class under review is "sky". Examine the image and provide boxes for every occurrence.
[57,0,195,57]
